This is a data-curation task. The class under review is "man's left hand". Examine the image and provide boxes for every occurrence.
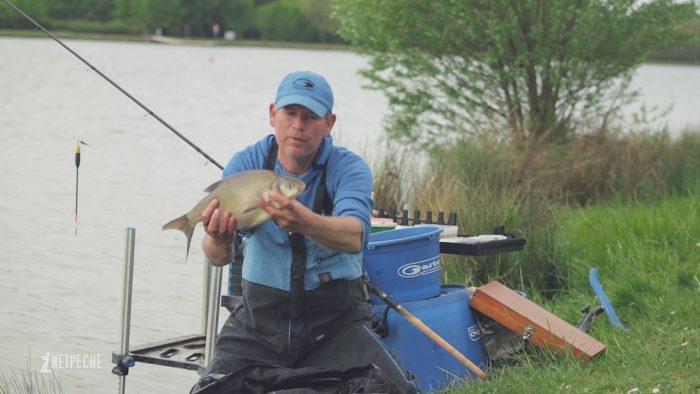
[259,191,314,234]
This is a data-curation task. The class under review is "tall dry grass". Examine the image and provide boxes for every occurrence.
[371,126,700,293]
[0,364,63,394]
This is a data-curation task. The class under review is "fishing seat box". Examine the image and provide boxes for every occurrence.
[469,281,606,361]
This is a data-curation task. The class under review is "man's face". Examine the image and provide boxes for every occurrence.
[269,104,336,173]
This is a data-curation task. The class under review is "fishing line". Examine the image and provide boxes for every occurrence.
[2,0,224,170]
[74,140,91,235]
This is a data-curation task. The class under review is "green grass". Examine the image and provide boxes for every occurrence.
[441,190,700,393]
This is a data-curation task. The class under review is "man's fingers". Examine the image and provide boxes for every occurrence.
[201,199,220,224]
[207,208,220,232]
[218,211,231,234]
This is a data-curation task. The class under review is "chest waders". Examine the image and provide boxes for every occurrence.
[267,142,334,354]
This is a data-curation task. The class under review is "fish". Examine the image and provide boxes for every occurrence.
[163,170,306,257]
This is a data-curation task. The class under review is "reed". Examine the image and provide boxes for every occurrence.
[0,363,63,394]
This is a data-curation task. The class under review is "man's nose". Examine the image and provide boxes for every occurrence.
[291,114,306,129]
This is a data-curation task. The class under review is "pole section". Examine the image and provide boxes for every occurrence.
[365,280,487,379]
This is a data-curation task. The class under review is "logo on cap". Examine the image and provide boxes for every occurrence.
[293,78,315,90]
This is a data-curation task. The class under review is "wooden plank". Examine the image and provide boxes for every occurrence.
[470,281,606,361]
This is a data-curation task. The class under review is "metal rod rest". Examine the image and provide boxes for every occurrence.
[204,261,222,369]
[201,257,212,336]
[118,228,136,394]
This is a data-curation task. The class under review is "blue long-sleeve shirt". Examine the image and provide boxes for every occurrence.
[223,134,373,291]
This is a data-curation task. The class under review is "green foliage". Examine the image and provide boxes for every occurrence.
[1,0,337,42]
[148,0,183,36]
[48,0,114,21]
[0,0,49,28]
[296,0,340,43]
[114,0,149,31]
[255,0,338,42]
[177,0,255,38]
[48,18,137,35]
[333,0,698,146]
[257,0,313,41]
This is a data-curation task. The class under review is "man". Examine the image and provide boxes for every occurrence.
[192,71,417,393]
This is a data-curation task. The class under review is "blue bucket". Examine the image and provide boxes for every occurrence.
[364,226,442,303]
[372,285,489,393]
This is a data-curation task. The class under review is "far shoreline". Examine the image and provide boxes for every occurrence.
[0,29,351,52]
[3,28,698,67]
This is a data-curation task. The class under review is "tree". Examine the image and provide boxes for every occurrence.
[48,0,114,21]
[297,0,341,43]
[0,0,49,27]
[257,0,316,42]
[332,0,697,146]
[148,0,183,35]
[114,0,151,32]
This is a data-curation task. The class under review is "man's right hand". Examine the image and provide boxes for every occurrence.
[201,199,237,266]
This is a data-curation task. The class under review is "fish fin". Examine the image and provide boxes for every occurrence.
[162,214,195,260]
[203,179,225,193]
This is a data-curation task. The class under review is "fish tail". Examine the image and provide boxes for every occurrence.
[162,214,195,259]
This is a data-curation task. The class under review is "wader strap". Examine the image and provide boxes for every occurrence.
[288,232,307,353]
[312,167,331,215]
[266,142,278,171]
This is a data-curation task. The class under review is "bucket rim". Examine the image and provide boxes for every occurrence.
[366,225,443,250]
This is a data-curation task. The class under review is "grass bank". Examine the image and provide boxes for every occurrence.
[371,128,700,392]
[443,191,700,393]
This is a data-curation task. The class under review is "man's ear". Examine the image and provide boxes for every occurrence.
[269,103,276,127]
[325,113,337,135]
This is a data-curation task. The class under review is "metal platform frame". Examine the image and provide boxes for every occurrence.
[111,228,224,393]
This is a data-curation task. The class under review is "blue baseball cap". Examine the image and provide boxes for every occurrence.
[275,71,334,117]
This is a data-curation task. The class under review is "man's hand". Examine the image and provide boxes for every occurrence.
[259,191,313,234]
[201,199,237,266]
[260,191,363,253]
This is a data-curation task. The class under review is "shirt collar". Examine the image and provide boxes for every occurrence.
[274,135,333,180]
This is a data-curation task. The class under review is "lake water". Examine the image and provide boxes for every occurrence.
[0,36,698,393]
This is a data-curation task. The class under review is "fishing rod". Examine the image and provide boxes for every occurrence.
[2,0,224,170]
